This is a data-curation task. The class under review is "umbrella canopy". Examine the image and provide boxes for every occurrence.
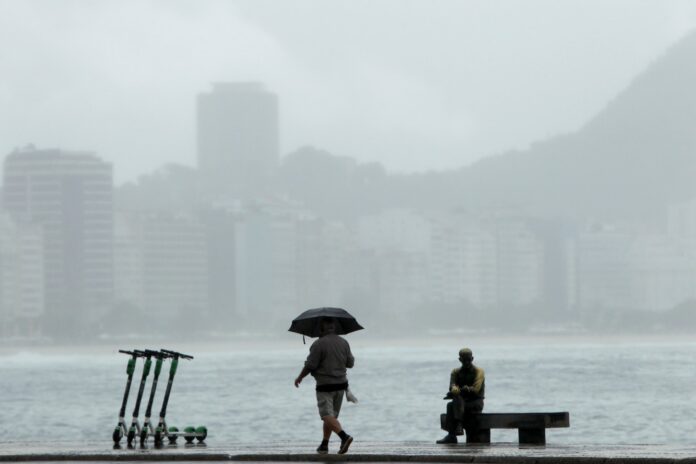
[289,307,364,338]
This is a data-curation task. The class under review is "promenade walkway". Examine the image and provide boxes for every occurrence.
[1,442,696,463]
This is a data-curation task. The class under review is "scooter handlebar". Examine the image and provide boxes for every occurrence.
[118,349,148,357]
[118,349,139,356]
[161,349,193,360]
[144,349,172,359]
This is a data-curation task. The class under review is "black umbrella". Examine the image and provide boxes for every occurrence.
[289,307,364,340]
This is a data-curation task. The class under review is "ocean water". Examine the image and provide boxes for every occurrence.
[0,337,694,445]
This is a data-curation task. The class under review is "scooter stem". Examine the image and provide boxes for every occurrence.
[157,349,193,421]
[117,350,141,419]
[143,350,167,421]
[131,354,152,420]
[158,357,179,420]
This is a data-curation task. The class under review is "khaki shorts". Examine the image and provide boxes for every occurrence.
[316,390,345,418]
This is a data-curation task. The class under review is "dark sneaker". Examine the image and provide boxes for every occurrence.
[338,435,353,454]
[436,434,458,444]
[316,443,329,454]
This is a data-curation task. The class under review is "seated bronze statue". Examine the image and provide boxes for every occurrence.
[436,347,485,444]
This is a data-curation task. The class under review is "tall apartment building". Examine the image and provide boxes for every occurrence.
[0,212,44,337]
[200,207,238,322]
[234,207,297,324]
[197,82,279,198]
[357,209,432,316]
[629,235,696,312]
[430,214,497,307]
[495,218,545,307]
[357,209,431,255]
[572,225,634,312]
[114,212,209,319]
[3,147,113,336]
[295,217,354,310]
[429,214,545,310]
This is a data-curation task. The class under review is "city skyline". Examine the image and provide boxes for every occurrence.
[2,17,696,338]
[3,138,696,338]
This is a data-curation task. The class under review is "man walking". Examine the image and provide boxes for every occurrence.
[294,317,355,454]
[437,347,485,444]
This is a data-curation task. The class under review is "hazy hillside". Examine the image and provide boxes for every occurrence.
[449,29,696,224]
[277,30,696,226]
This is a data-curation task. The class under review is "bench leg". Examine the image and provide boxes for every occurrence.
[465,428,490,444]
[519,428,545,445]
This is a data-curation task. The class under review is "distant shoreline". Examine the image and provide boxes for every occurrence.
[2,331,695,356]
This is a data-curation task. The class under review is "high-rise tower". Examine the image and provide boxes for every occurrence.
[2,146,114,336]
[197,82,279,198]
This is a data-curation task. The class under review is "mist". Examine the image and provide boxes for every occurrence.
[2,0,696,343]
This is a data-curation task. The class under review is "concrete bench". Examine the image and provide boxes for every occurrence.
[440,411,570,445]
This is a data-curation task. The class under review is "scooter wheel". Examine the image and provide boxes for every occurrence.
[168,426,179,444]
[196,426,207,443]
[127,429,136,445]
[183,426,195,443]
[112,428,122,444]
[154,430,163,446]
[140,430,148,444]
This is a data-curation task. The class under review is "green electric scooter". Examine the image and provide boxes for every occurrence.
[125,349,154,446]
[139,349,170,445]
[153,349,207,445]
[113,349,145,444]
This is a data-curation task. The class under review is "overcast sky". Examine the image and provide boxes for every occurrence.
[1,0,695,184]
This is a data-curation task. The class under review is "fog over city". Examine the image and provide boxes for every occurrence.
[2,0,696,343]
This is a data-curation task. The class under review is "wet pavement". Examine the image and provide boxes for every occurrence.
[1,442,696,463]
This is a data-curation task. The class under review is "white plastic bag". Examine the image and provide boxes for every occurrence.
[346,387,358,403]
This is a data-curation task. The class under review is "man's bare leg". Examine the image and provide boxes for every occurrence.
[316,417,337,454]
[322,416,352,454]
[322,416,342,438]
